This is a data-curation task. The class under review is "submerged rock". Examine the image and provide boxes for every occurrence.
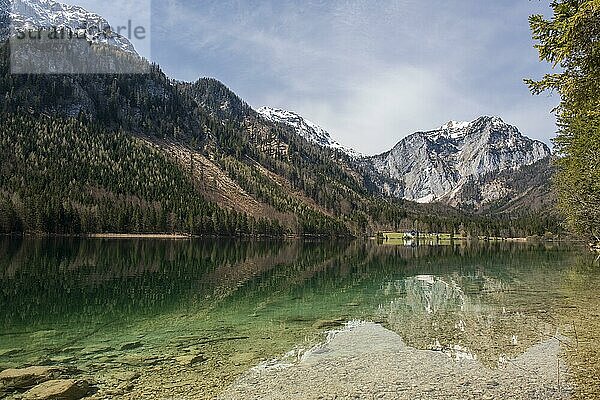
[120,341,143,351]
[23,379,89,400]
[230,353,255,367]
[312,318,346,329]
[30,330,57,339]
[0,348,23,357]
[49,355,77,364]
[0,366,66,390]
[79,345,113,356]
[116,354,164,367]
[60,347,84,354]
[174,354,206,366]
[113,371,141,382]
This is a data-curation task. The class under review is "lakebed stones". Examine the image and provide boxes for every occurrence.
[0,366,67,390]
[23,379,89,400]
[220,322,568,400]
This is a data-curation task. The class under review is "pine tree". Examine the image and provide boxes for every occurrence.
[526,0,600,247]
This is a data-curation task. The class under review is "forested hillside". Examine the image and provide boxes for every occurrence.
[0,114,286,235]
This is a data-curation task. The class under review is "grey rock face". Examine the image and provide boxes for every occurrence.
[365,116,551,203]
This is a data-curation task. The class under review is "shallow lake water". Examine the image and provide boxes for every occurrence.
[0,238,598,399]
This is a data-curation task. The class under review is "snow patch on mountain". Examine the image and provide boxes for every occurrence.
[257,106,361,158]
[440,120,469,131]
[435,120,469,140]
[4,0,137,54]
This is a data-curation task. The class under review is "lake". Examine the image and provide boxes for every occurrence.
[0,238,598,399]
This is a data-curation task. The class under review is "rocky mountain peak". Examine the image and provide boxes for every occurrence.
[430,116,512,140]
[365,116,551,204]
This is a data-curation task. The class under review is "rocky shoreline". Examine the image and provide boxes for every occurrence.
[0,366,90,399]
[0,321,574,399]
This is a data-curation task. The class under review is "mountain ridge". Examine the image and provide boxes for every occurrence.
[252,106,552,209]
[364,115,551,204]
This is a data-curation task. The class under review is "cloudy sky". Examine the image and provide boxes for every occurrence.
[68,0,559,155]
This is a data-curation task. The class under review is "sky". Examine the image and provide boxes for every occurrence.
[65,0,559,155]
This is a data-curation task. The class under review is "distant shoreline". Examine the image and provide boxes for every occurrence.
[86,233,192,239]
[0,232,585,244]
[0,232,353,240]
[376,231,585,245]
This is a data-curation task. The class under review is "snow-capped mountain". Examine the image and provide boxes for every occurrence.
[365,116,551,204]
[3,0,137,54]
[256,110,550,207]
[257,106,361,157]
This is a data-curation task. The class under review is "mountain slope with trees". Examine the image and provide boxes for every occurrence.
[0,113,286,235]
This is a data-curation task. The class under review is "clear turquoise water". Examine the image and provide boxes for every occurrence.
[0,238,597,398]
